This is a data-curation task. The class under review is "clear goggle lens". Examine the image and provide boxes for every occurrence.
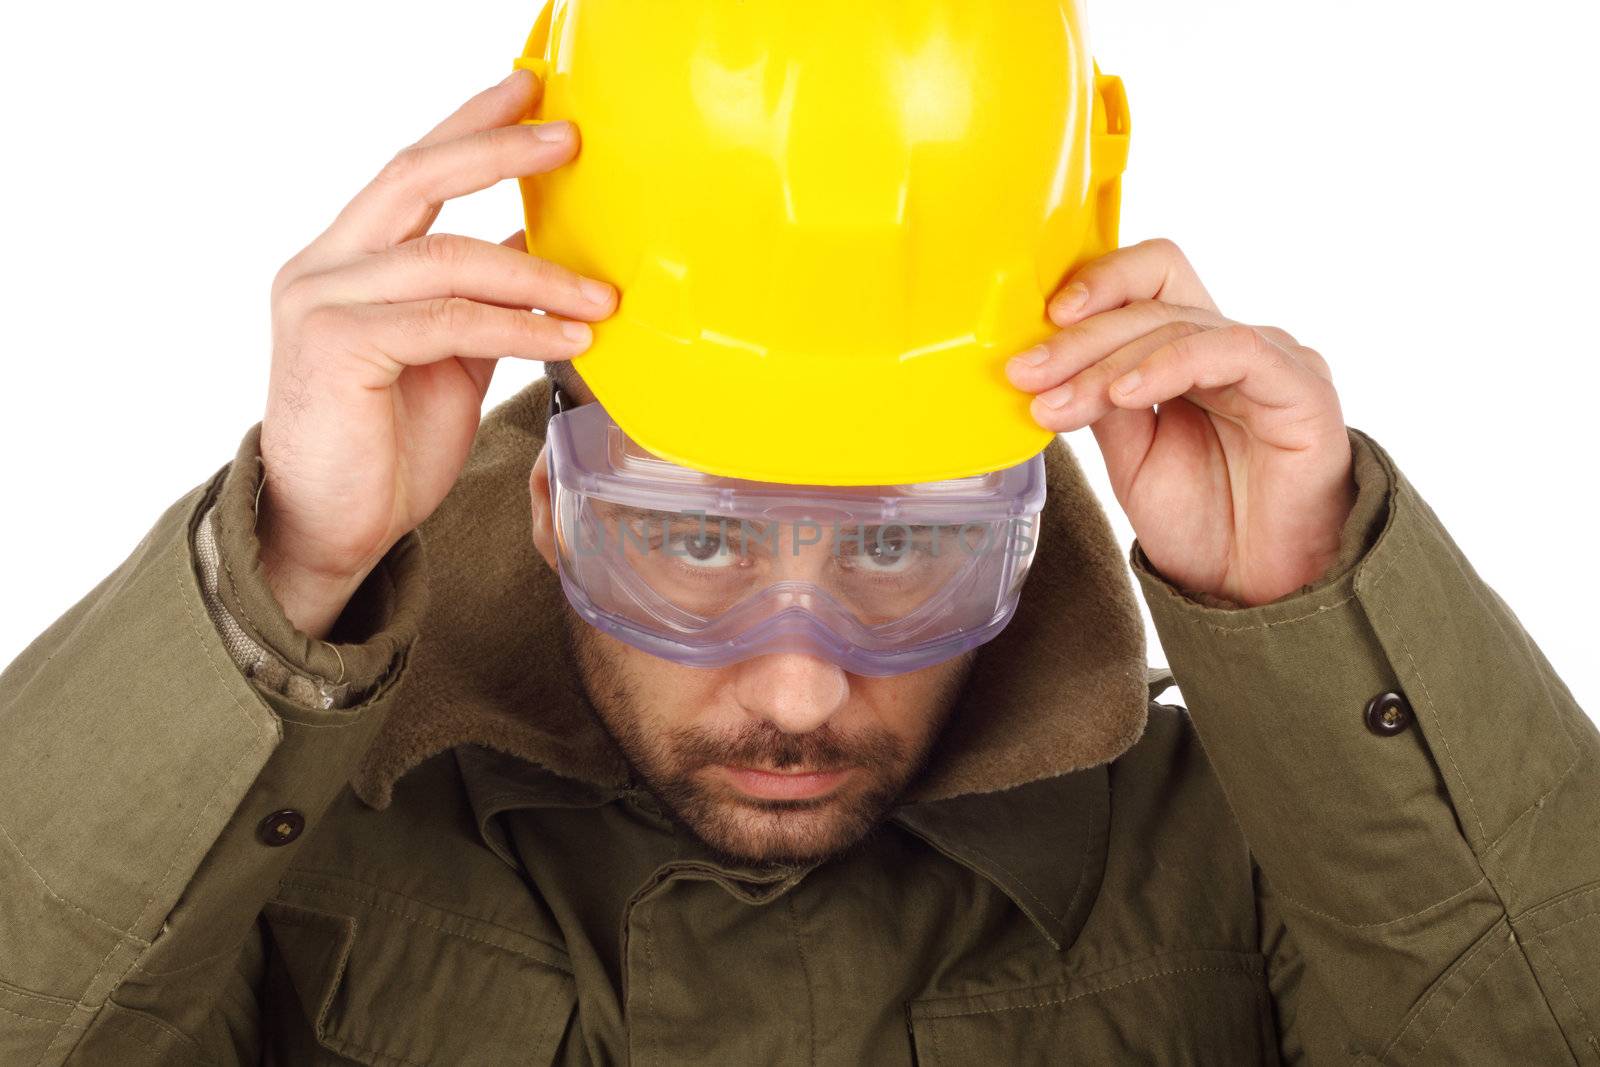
[547,398,1045,675]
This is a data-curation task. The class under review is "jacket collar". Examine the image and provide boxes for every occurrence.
[349,375,1150,812]
[454,669,1176,952]
[453,741,1110,952]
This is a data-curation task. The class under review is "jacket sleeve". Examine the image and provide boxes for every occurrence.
[1133,428,1600,1065]
[0,420,426,1066]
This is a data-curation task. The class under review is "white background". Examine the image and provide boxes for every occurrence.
[2,2,1596,723]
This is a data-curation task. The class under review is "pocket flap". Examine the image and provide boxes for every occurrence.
[908,950,1272,1064]
[264,890,575,1066]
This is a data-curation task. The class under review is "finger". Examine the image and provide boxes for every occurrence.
[1107,324,1333,418]
[413,67,542,150]
[302,71,540,263]
[1027,320,1209,433]
[1088,406,1158,501]
[1047,238,1220,327]
[320,297,595,379]
[454,231,529,397]
[323,119,578,253]
[312,232,617,320]
[1007,299,1227,394]
[456,351,498,400]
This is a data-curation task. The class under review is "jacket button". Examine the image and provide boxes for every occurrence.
[1364,691,1413,736]
[257,809,306,846]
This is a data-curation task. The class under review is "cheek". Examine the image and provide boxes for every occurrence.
[856,676,945,741]
[611,638,736,721]
[855,653,974,744]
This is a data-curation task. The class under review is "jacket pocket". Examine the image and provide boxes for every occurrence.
[262,885,575,1067]
[1518,887,1600,1065]
[907,950,1275,1066]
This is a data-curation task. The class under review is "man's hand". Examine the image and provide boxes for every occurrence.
[260,68,616,639]
[1005,238,1356,607]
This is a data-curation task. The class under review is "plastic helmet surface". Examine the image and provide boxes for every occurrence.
[514,0,1130,485]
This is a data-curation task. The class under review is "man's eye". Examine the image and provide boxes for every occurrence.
[845,527,930,574]
[669,529,740,569]
[863,548,916,573]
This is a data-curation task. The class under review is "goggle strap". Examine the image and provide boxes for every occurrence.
[547,381,576,425]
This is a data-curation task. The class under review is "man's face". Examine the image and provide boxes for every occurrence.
[531,417,974,868]
[560,598,974,867]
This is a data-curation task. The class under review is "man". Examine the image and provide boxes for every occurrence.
[3,32,1598,1067]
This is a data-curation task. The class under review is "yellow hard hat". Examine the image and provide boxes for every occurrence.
[513,1,1130,486]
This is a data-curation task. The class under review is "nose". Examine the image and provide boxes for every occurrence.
[732,653,851,735]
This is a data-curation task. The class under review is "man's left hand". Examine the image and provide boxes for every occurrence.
[1005,238,1356,607]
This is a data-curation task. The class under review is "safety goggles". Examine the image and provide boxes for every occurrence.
[544,388,1046,676]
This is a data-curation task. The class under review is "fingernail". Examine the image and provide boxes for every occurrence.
[1010,345,1050,369]
[561,320,592,344]
[579,277,613,306]
[1050,282,1090,319]
[532,120,572,142]
[1113,370,1142,396]
[1041,384,1074,409]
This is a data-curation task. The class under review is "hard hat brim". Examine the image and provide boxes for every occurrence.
[570,319,1055,487]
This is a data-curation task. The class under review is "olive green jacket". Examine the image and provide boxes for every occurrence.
[3,377,1597,1065]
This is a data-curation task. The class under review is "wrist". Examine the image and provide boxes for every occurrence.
[1146,431,1377,611]
[258,542,375,641]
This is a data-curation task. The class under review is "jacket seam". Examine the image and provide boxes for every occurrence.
[469,787,616,811]
[1378,923,1505,1061]
[1376,927,1497,1062]
[0,821,135,940]
[643,910,659,1065]
[0,497,272,945]
[1517,879,1600,1055]
[784,893,818,1067]
[1523,884,1600,930]
[37,494,277,1067]
[266,712,371,731]
[0,978,79,1011]
[1266,874,1489,931]
[260,906,354,1037]
[1061,804,1101,935]
[1173,590,1360,634]
[1410,940,1517,1057]
[910,947,1261,1007]
[1383,915,1579,1063]
[100,996,219,1067]
[1480,719,1582,861]
[1537,912,1599,1053]
[914,963,1262,1021]
[1390,493,1582,862]
[46,760,268,1067]
[268,860,429,1067]
[0,1001,85,1030]
[275,878,570,970]
[279,868,571,958]
[127,934,259,979]
[321,1032,427,1067]
[948,839,1068,929]
[897,808,1100,949]
[1363,521,1485,844]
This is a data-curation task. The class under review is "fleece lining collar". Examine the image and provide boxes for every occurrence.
[345,376,1150,811]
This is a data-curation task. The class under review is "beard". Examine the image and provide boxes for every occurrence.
[560,600,973,869]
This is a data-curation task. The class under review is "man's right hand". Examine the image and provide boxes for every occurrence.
[258,68,614,640]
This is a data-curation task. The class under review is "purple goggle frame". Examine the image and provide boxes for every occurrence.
[545,389,1046,676]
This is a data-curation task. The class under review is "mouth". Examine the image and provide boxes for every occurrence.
[714,764,855,801]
